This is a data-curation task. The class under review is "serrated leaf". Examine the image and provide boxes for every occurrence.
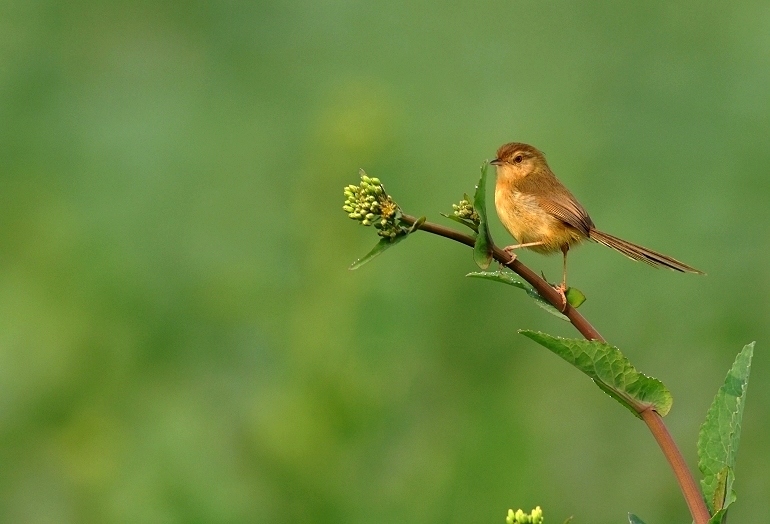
[628,514,646,524]
[519,331,673,417]
[440,213,479,233]
[472,161,494,269]
[349,233,409,270]
[697,342,754,515]
[466,271,569,321]
[711,466,730,515]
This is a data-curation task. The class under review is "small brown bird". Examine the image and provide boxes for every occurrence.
[491,142,703,298]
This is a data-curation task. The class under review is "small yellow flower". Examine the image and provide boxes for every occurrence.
[342,170,404,239]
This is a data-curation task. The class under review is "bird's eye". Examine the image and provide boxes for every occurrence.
[513,155,523,164]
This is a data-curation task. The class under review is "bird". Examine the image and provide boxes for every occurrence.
[491,142,703,303]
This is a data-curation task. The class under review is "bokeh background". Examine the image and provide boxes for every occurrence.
[1,1,768,523]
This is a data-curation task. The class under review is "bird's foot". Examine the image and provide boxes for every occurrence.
[554,283,568,312]
[502,245,518,265]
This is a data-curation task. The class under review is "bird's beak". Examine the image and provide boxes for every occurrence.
[490,158,502,166]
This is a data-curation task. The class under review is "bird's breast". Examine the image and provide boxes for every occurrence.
[494,188,582,253]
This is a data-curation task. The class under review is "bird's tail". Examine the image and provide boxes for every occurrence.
[589,229,704,274]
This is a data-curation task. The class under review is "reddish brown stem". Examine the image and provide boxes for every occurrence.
[399,213,710,524]
[641,409,711,524]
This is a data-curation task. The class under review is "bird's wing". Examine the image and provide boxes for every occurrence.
[518,175,595,236]
[538,192,594,236]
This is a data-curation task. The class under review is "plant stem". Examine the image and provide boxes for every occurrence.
[641,409,711,524]
[399,213,710,524]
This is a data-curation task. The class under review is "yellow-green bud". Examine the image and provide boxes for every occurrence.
[362,219,371,226]
[365,213,375,220]
[343,205,354,212]
[361,175,371,183]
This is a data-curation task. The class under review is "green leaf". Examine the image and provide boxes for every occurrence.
[519,331,673,417]
[466,271,568,321]
[472,161,494,269]
[349,233,409,270]
[710,466,731,516]
[439,213,479,233]
[628,514,646,524]
[565,287,586,308]
[697,342,754,515]
[539,272,586,309]
[467,271,586,321]
[708,509,728,524]
[466,270,529,291]
[348,216,425,270]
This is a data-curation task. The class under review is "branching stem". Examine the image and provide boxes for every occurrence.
[399,213,711,524]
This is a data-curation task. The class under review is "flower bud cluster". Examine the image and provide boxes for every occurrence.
[452,196,480,225]
[505,506,543,524]
[343,170,403,238]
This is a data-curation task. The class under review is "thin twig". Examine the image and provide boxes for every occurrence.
[401,214,603,341]
[399,213,710,524]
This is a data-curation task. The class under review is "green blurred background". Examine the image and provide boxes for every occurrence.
[1,1,768,522]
